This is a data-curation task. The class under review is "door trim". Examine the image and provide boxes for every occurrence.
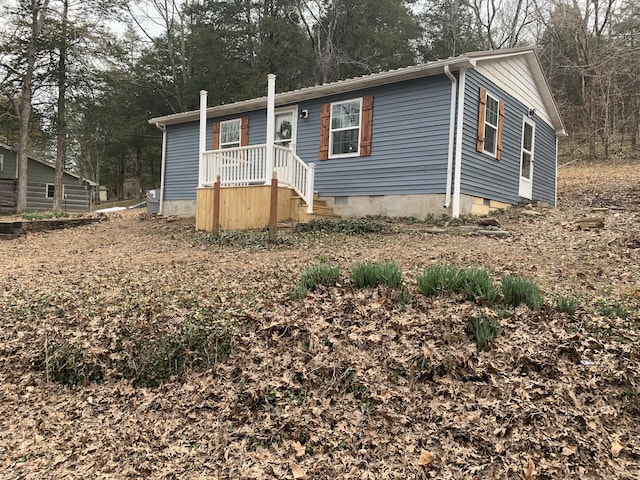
[274,106,298,153]
[519,115,535,199]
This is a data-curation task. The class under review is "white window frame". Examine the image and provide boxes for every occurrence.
[219,118,241,149]
[0,154,3,171]
[520,117,535,181]
[483,92,500,157]
[45,183,64,199]
[329,98,362,158]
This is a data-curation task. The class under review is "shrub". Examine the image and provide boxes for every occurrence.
[555,295,579,315]
[467,313,502,351]
[351,261,403,288]
[501,276,543,309]
[292,264,341,298]
[44,337,104,386]
[293,218,391,234]
[416,264,461,296]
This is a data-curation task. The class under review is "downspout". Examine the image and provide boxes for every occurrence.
[452,68,467,218]
[198,90,208,187]
[156,122,167,215]
[265,74,276,184]
[443,65,456,209]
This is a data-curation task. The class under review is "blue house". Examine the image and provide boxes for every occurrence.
[149,47,565,229]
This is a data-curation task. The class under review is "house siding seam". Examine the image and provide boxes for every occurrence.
[459,69,557,206]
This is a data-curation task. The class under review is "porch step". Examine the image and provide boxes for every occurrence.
[312,205,340,218]
[289,193,340,220]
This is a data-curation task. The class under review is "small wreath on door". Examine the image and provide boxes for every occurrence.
[276,120,292,140]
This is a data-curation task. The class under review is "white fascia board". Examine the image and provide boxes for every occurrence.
[149,57,476,127]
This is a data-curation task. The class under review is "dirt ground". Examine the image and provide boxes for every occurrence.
[0,163,639,479]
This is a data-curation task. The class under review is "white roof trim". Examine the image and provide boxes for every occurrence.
[149,56,476,126]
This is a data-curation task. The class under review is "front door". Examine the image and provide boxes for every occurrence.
[273,108,297,150]
[273,107,297,185]
[519,118,535,199]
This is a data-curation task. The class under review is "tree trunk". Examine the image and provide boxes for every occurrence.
[16,0,50,213]
[53,0,69,211]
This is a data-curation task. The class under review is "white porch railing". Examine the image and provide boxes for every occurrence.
[202,144,315,214]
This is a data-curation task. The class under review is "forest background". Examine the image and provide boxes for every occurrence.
[0,0,638,209]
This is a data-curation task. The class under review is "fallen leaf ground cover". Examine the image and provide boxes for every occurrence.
[0,163,639,479]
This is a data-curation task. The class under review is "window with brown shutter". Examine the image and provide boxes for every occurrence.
[240,117,249,146]
[319,103,330,160]
[320,96,373,159]
[212,122,220,150]
[476,88,487,153]
[477,87,504,158]
[359,95,373,157]
[213,118,247,149]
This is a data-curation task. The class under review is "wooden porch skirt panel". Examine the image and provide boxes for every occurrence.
[196,185,294,232]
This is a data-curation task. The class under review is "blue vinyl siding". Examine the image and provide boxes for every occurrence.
[460,70,557,205]
[164,122,199,200]
[164,111,267,200]
[162,69,557,206]
[296,76,452,196]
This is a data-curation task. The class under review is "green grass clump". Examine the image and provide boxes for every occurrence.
[350,261,403,288]
[555,295,579,315]
[467,313,502,351]
[417,265,497,304]
[292,264,341,299]
[458,268,498,305]
[416,264,461,296]
[501,276,543,309]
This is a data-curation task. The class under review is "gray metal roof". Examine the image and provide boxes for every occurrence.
[148,47,565,134]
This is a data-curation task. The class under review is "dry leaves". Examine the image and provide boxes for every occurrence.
[0,164,639,479]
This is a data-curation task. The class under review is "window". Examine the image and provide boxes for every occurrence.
[484,94,499,155]
[219,119,241,149]
[319,95,373,160]
[476,88,505,159]
[0,154,3,171]
[46,183,55,198]
[330,99,361,157]
[212,117,249,150]
[521,119,534,179]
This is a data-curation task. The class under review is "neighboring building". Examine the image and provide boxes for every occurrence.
[149,47,566,227]
[0,142,96,214]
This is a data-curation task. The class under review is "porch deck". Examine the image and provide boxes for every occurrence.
[196,144,336,231]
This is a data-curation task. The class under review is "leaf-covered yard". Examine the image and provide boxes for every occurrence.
[1,164,639,479]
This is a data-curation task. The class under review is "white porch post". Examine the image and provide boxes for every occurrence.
[198,90,208,187]
[306,163,315,214]
[265,74,276,185]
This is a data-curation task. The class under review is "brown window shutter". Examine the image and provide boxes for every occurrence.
[359,95,373,157]
[496,101,505,160]
[240,117,249,146]
[212,122,220,150]
[319,103,330,160]
[476,87,487,153]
